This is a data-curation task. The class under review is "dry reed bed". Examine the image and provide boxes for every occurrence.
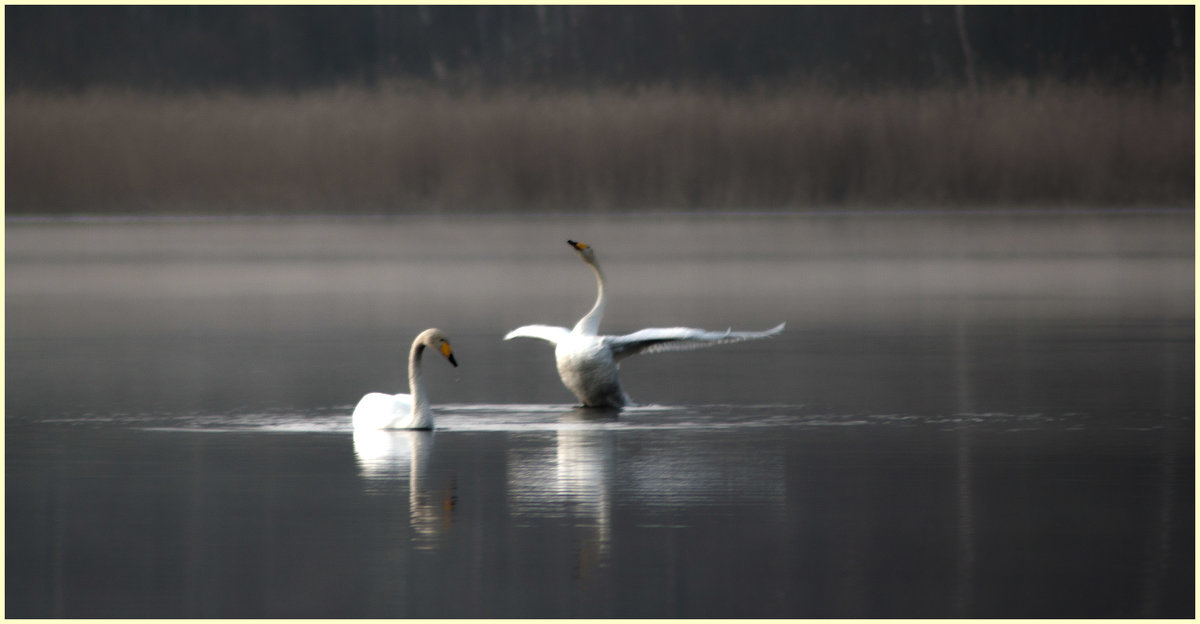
[5,86,1193,214]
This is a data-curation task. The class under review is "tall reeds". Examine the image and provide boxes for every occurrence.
[6,84,1193,214]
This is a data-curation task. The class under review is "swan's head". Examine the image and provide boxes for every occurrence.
[568,239,598,264]
[417,328,458,367]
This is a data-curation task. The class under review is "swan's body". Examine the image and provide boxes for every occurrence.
[506,240,784,408]
[352,328,458,430]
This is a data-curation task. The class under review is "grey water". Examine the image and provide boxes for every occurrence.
[5,211,1194,618]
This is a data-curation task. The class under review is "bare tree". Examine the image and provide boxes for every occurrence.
[954,5,977,91]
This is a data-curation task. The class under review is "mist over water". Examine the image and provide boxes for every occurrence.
[5,211,1194,617]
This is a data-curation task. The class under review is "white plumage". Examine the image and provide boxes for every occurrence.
[352,328,458,430]
[506,240,784,407]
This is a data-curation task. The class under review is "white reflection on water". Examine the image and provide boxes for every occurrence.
[507,411,619,564]
[501,405,792,578]
[344,403,802,566]
[352,429,455,550]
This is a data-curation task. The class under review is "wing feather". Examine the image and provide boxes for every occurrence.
[606,322,785,361]
[504,324,571,345]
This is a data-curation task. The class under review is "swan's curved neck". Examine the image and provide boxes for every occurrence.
[572,260,606,335]
[408,341,432,420]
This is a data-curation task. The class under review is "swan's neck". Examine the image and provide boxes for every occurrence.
[573,260,606,335]
[408,341,432,422]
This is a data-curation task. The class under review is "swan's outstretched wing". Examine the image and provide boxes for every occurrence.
[504,324,571,345]
[607,322,785,361]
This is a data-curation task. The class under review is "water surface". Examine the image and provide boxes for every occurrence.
[6,212,1194,617]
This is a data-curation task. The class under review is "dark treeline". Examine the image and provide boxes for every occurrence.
[6,5,1194,92]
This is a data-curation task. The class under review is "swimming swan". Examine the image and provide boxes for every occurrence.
[505,240,784,407]
[352,328,458,430]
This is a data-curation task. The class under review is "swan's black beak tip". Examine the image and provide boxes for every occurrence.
[567,239,578,247]
[447,353,458,367]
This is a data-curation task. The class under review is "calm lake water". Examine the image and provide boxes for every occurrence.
[5,211,1194,618]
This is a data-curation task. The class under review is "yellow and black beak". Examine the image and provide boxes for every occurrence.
[567,240,589,251]
[440,341,458,367]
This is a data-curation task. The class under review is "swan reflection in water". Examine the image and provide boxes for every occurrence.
[506,407,789,580]
[353,429,456,550]
[508,409,618,573]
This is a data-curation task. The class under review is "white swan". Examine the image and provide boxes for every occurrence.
[352,328,458,430]
[505,240,784,408]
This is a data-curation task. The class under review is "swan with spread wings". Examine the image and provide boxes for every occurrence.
[505,240,784,408]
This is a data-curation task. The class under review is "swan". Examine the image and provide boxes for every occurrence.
[505,240,784,408]
[352,328,458,430]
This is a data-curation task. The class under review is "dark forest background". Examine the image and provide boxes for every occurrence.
[6,5,1194,92]
[5,5,1195,215]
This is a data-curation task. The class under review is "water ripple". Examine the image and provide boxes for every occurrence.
[26,403,1158,434]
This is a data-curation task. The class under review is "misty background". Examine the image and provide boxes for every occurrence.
[4,5,1195,215]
